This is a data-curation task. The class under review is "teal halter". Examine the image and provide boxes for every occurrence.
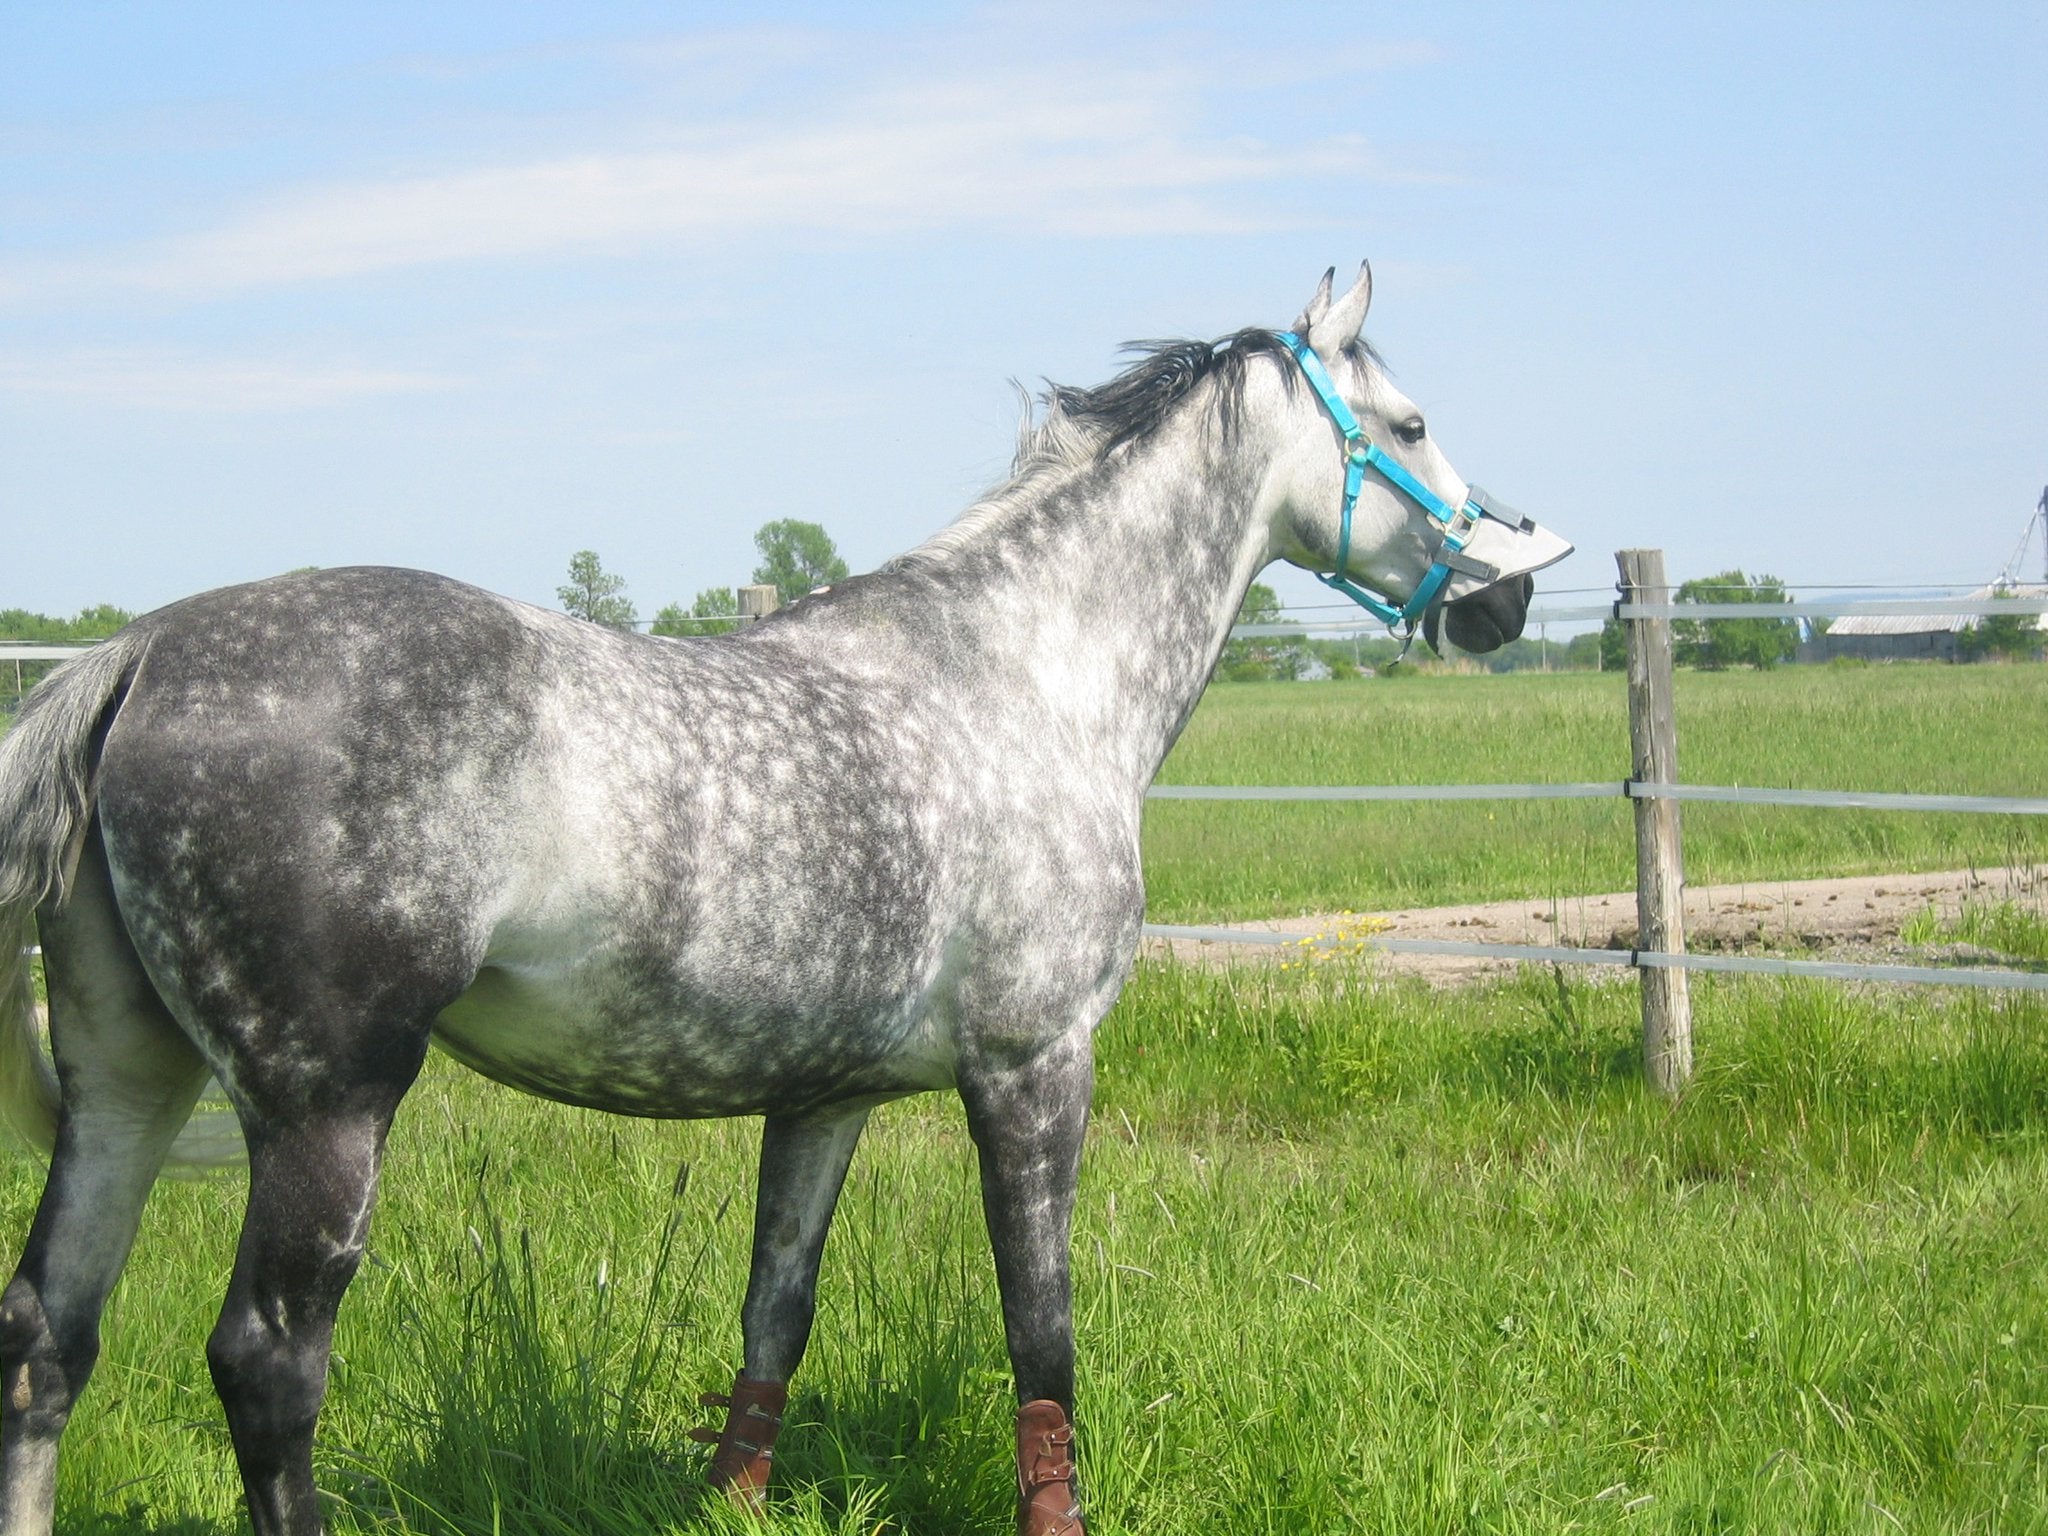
[1276,330,1525,635]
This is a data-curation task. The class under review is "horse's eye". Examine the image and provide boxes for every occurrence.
[1395,417,1427,446]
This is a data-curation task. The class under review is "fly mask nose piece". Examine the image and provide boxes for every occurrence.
[1275,331,1571,648]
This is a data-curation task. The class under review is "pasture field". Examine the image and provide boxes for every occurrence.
[1146,664,2048,922]
[5,962,2046,1535]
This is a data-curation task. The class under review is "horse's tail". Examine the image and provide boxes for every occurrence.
[0,636,246,1170]
[0,907,57,1161]
[0,637,149,1157]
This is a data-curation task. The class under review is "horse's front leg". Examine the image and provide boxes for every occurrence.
[696,1104,869,1510]
[961,1031,1091,1536]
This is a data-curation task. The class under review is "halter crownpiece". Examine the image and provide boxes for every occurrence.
[1276,330,1571,638]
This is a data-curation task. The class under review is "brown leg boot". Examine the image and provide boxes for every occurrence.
[688,1373,788,1514]
[1015,1399,1085,1536]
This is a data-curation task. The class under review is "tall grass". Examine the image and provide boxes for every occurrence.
[1903,893,2048,963]
[9,963,2047,1534]
[1147,667,2048,920]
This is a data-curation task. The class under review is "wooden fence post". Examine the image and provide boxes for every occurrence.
[737,584,781,624]
[1617,549,1693,1095]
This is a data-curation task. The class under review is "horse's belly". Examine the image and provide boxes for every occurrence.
[430,960,954,1118]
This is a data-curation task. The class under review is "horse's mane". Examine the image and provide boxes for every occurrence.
[884,328,1378,574]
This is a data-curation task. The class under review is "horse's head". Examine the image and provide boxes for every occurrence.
[1265,264,1570,655]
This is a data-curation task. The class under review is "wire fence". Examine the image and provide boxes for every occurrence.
[1144,583,2048,999]
[1235,593,2048,635]
[1139,924,2048,994]
[1147,781,2048,815]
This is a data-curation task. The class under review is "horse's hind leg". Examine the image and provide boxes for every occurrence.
[207,1093,419,1536]
[0,841,213,1536]
[696,1105,869,1507]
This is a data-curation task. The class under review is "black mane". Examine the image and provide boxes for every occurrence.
[1045,328,1292,456]
[1043,329,1381,458]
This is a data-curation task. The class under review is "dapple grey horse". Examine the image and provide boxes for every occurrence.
[0,267,1566,1535]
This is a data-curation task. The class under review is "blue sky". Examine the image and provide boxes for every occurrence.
[3,2,2044,626]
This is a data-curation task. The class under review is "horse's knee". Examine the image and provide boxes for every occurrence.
[0,1279,96,1436]
[0,1281,51,1368]
[206,1305,326,1446]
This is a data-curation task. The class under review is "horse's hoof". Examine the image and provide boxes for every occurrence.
[1015,1399,1085,1536]
[691,1373,787,1515]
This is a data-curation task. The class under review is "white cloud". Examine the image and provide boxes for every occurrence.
[0,350,464,410]
[0,47,1442,304]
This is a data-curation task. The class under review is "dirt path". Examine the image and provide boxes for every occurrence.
[1146,866,2047,985]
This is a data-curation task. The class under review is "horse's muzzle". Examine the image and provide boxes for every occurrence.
[1426,572,1534,655]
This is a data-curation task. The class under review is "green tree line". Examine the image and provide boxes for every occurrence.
[1218,567,2039,681]
[559,519,850,636]
[1,604,136,711]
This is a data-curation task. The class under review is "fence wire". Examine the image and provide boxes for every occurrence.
[1234,593,2048,634]
[1148,782,2048,815]
[1140,924,2048,992]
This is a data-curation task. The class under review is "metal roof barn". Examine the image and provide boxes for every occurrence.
[1801,583,2046,662]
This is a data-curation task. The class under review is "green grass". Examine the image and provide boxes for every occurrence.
[8,963,2048,1534]
[1903,895,2048,963]
[1146,666,2048,921]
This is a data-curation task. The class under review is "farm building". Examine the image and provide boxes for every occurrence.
[1797,581,2048,662]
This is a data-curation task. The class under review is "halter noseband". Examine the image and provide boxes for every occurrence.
[1276,330,1528,638]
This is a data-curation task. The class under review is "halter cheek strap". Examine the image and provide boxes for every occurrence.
[1276,330,1498,634]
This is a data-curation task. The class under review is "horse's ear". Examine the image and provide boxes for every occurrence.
[1291,267,1336,335]
[1308,262,1372,354]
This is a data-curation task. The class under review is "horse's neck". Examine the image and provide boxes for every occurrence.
[940,430,1274,788]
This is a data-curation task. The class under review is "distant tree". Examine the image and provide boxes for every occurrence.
[1308,632,1402,678]
[1958,608,2045,662]
[1473,635,1563,673]
[558,550,637,630]
[0,604,136,641]
[1598,616,1627,672]
[1218,582,1311,681]
[0,603,138,711]
[752,520,849,606]
[1564,631,1605,670]
[650,587,742,638]
[1672,569,1796,670]
[691,585,741,634]
[1472,629,1611,673]
[65,603,135,637]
